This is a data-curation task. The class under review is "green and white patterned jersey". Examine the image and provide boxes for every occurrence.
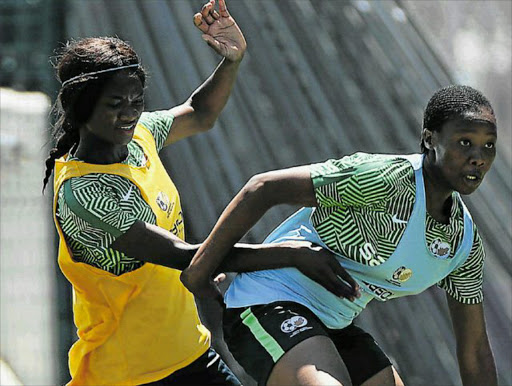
[56,111,174,275]
[310,152,485,303]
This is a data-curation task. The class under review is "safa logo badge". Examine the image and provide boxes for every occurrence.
[392,266,413,282]
[156,191,170,212]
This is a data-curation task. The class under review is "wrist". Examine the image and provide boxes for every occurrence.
[221,55,243,66]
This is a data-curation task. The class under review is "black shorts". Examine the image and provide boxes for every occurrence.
[143,348,241,385]
[223,301,391,386]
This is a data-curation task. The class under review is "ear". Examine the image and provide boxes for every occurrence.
[422,129,435,150]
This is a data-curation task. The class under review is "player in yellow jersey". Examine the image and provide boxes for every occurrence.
[43,1,358,385]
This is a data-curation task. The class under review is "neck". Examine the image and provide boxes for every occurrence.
[74,131,128,164]
[422,155,453,224]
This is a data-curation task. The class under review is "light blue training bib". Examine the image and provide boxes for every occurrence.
[224,154,474,329]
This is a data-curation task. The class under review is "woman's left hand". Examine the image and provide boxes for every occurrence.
[291,242,361,301]
[193,0,247,62]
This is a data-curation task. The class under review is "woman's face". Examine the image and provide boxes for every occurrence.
[83,70,144,146]
[424,107,497,195]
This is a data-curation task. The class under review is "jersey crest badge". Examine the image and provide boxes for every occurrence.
[429,238,451,259]
[156,191,170,212]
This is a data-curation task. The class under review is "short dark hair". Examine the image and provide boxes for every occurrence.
[420,85,495,153]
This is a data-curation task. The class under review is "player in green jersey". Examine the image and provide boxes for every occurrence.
[182,85,498,386]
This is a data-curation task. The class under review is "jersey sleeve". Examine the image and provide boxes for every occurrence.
[137,110,175,152]
[437,228,485,304]
[55,175,141,268]
[310,153,413,209]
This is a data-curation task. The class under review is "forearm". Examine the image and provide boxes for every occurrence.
[220,242,301,273]
[111,220,197,270]
[110,221,303,274]
[187,0,245,130]
[225,240,361,300]
[457,340,497,386]
[447,297,497,386]
[187,58,242,129]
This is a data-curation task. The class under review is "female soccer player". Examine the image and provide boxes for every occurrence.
[182,85,498,386]
[43,1,356,384]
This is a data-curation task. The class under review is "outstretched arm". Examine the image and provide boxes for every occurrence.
[446,294,497,386]
[166,0,247,144]
[111,220,358,300]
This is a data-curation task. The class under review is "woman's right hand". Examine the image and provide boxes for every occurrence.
[290,241,361,301]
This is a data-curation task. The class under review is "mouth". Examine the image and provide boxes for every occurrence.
[117,123,136,133]
[463,172,483,185]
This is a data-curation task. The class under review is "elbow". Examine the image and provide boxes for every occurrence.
[187,99,219,133]
[242,173,279,209]
[244,173,266,194]
[197,115,216,133]
[190,112,216,134]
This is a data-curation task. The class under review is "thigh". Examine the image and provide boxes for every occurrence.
[329,324,394,386]
[361,366,404,386]
[268,335,351,386]
[224,301,342,385]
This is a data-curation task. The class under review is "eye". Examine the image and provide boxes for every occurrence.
[132,98,144,106]
[459,139,471,147]
[107,101,121,109]
[485,142,495,149]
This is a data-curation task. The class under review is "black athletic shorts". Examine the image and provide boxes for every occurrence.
[143,348,241,385]
[223,301,391,386]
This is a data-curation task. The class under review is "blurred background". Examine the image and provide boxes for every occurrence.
[1,0,510,385]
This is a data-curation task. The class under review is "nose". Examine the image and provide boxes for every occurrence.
[469,148,486,168]
[118,104,139,122]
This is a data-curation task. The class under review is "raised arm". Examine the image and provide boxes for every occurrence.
[165,0,246,144]
[446,294,497,386]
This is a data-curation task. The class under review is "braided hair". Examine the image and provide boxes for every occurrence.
[420,85,495,153]
[42,37,147,192]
